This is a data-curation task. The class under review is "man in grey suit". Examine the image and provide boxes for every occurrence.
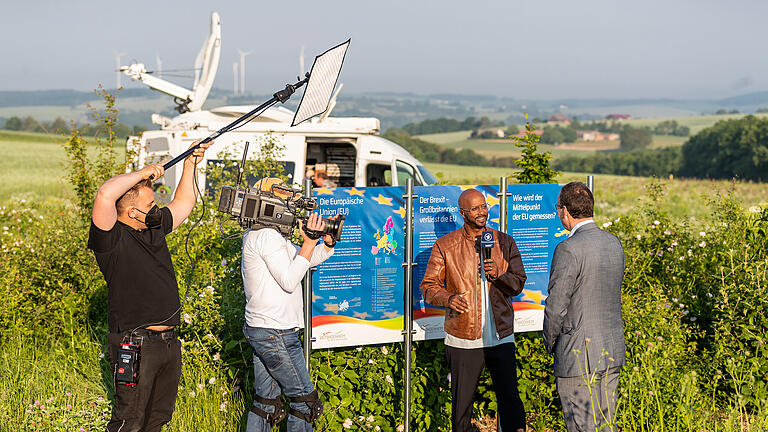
[543,182,626,432]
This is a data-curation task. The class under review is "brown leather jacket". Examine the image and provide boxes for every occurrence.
[421,226,527,340]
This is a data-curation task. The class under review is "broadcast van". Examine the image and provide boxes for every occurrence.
[122,12,436,193]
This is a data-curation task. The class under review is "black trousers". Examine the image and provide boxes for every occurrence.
[446,342,526,432]
[106,330,182,432]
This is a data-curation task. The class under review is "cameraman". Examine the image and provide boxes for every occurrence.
[88,141,211,431]
[241,178,338,432]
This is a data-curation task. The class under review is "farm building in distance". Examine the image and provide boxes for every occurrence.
[577,130,620,141]
[605,113,632,121]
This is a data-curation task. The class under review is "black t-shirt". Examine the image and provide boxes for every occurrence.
[88,207,180,333]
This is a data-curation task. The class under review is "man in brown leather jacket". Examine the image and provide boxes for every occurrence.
[421,188,527,432]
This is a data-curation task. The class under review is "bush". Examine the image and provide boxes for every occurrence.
[620,126,653,151]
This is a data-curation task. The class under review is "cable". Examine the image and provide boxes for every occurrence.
[127,157,205,340]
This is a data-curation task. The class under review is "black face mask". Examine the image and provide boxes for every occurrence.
[134,205,163,229]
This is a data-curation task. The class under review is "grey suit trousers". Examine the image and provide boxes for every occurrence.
[556,366,621,432]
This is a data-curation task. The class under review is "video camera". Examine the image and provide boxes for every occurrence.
[217,183,344,241]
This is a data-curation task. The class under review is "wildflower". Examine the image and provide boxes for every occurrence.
[687,249,692,256]
[699,231,706,237]
[190,391,196,397]
[367,415,375,422]
[602,222,612,228]
[213,353,220,361]
[381,346,388,355]
[633,366,639,372]
[66,404,72,410]
[356,346,362,352]
[634,330,641,335]
[368,359,375,364]
[385,375,393,384]
[66,392,73,397]
[699,241,706,248]
[691,371,697,376]
[209,377,216,385]
[376,426,381,431]
[656,250,663,257]
[343,418,353,428]
[34,400,41,407]
[647,342,653,348]
[664,229,671,235]
[690,317,697,322]
[219,402,227,412]
[183,313,192,324]
[398,425,405,432]
[683,310,689,315]
[97,396,103,401]
[672,297,678,302]
[615,217,621,222]
[197,383,205,390]
[671,240,678,246]
[653,220,660,225]
[221,259,228,266]
[636,234,641,240]
[656,336,663,341]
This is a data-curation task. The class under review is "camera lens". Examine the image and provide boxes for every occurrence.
[322,215,345,242]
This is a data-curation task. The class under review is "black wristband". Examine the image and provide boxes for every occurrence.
[324,240,336,248]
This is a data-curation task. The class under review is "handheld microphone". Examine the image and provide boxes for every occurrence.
[480,230,494,260]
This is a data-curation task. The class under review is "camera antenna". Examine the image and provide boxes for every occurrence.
[236,141,250,189]
[154,39,350,176]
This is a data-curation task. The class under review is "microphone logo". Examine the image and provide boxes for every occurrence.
[480,230,494,260]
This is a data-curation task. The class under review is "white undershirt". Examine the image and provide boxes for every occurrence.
[444,258,515,349]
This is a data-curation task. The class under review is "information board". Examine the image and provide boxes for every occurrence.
[412,184,565,339]
[311,186,406,349]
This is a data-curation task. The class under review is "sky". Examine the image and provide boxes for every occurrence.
[2,0,767,100]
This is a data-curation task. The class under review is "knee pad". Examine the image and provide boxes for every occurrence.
[289,389,323,423]
[251,394,286,425]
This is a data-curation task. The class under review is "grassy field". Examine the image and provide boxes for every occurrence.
[424,162,767,222]
[0,130,124,201]
[625,112,768,135]
[1,130,764,224]
[417,130,685,159]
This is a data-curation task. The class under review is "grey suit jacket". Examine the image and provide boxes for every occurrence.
[543,222,626,378]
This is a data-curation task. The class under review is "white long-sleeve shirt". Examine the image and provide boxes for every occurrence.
[242,228,334,329]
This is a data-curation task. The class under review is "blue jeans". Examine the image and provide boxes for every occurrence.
[243,326,315,432]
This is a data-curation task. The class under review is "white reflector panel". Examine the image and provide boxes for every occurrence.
[292,39,350,126]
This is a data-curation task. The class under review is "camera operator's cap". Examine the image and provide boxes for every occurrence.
[254,177,293,199]
[254,177,283,191]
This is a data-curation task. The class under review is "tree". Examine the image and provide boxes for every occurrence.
[620,126,652,151]
[3,116,21,130]
[679,115,768,181]
[540,127,565,144]
[512,116,559,184]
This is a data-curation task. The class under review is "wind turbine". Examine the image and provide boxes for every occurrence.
[155,54,163,79]
[299,45,305,77]
[233,62,239,95]
[238,50,250,95]
[114,52,126,89]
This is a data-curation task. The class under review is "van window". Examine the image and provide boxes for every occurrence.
[305,141,357,187]
[366,164,392,186]
[395,161,423,186]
